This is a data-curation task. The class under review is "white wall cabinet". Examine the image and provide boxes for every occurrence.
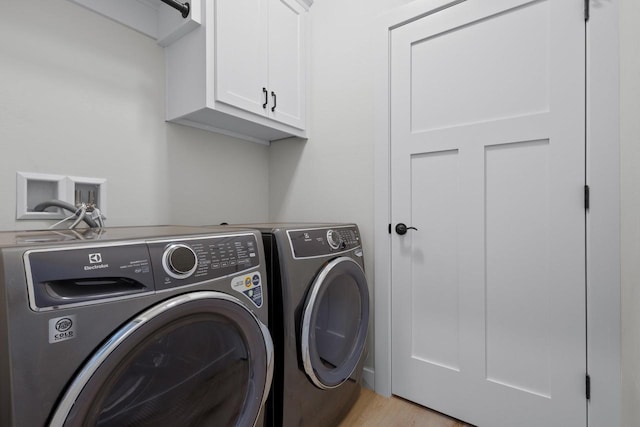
[215,0,306,131]
[67,0,310,144]
[166,0,309,144]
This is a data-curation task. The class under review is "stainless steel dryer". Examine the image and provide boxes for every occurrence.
[0,226,272,427]
[227,223,370,427]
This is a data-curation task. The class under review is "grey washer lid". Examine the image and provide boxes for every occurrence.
[301,256,370,389]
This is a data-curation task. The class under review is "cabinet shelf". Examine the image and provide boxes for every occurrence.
[67,0,203,46]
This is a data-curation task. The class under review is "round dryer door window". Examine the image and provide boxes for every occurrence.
[49,291,273,427]
[301,256,370,389]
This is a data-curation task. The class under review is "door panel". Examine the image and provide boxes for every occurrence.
[409,1,550,132]
[485,139,551,397]
[268,0,306,129]
[390,0,586,426]
[410,150,460,370]
[214,0,269,114]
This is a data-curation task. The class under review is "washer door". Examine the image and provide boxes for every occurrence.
[301,256,370,389]
[49,291,273,427]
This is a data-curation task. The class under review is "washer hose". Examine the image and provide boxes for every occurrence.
[33,199,99,228]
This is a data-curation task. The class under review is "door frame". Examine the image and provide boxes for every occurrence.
[373,1,621,426]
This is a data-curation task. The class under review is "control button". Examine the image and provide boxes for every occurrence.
[327,229,344,250]
[162,244,198,279]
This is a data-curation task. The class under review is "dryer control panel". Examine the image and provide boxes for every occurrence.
[287,226,361,259]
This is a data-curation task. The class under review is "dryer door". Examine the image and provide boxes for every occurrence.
[49,291,273,427]
[300,256,370,389]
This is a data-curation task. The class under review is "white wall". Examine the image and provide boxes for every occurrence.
[0,0,269,231]
[268,0,415,378]
[621,0,640,424]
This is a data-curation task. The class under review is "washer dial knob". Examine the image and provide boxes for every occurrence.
[327,230,344,250]
[162,244,198,279]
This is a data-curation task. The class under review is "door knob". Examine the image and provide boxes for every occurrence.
[395,223,418,235]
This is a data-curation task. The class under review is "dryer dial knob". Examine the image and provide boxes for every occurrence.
[327,230,344,250]
[163,244,198,279]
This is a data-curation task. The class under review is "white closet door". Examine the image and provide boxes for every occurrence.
[390,1,586,426]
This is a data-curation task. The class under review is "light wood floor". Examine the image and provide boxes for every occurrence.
[338,388,473,427]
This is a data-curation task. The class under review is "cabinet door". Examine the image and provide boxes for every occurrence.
[215,0,269,115]
[267,0,306,130]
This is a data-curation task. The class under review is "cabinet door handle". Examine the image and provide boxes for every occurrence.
[271,91,277,112]
[262,88,268,109]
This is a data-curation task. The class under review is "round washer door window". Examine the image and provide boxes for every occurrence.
[301,256,370,389]
[49,291,273,427]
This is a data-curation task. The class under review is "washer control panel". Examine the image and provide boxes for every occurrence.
[23,232,261,311]
[149,233,260,290]
[288,226,361,258]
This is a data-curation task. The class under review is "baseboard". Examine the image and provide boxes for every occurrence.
[362,366,374,390]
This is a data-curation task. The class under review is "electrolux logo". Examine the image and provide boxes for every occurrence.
[85,252,109,271]
[88,253,102,263]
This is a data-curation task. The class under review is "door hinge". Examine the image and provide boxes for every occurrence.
[584,0,590,21]
[586,374,591,400]
[584,185,590,210]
